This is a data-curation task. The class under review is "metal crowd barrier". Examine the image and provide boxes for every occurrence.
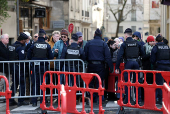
[162,83,170,114]
[162,74,170,114]
[61,85,66,114]
[106,63,124,93]
[0,75,12,114]
[40,71,105,114]
[0,59,85,100]
[117,70,170,113]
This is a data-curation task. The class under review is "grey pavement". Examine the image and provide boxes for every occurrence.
[0,100,163,114]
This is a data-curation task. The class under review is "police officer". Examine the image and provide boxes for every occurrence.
[150,34,170,104]
[60,34,85,86]
[115,28,145,105]
[9,33,29,106]
[84,28,113,103]
[27,29,54,107]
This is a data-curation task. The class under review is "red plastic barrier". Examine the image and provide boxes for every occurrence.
[106,63,124,93]
[162,83,170,114]
[40,71,105,114]
[117,70,170,112]
[0,76,12,114]
[61,85,66,114]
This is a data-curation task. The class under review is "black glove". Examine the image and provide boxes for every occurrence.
[110,69,114,73]
[54,52,58,57]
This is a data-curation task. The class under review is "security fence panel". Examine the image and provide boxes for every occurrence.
[0,59,85,100]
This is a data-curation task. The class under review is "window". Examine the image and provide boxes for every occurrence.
[39,8,50,29]
[84,28,86,40]
[82,10,84,16]
[75,27,77,32]
[118,0,123,4]
[81,28,83,33]
[85,11,89,17]
[131,26,136,32]
[131,10,136,21]
[131,0,136,4]
[20,8,29,17]
[118,26,123,33]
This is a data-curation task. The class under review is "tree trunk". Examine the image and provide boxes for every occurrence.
[115,21,120,37]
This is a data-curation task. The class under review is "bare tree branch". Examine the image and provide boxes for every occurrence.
[106,0,118,22]
[118,0,127,23]
[106,0,143,37]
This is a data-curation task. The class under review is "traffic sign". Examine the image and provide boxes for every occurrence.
[68,23,74,33]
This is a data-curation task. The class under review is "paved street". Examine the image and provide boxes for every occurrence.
[0,100,163,114]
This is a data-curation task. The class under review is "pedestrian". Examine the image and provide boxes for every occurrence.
[84,28,113,103]
[9,32,29,106]
[60,34,85,86]
[45,35,49,43]
[141,35,155,100]
[25,33,38,53]
[132,31,145,45]
[27,29,54,107]
[119,37,124,44]
[48,31,60,70]
[115,28,145,105]
[52,29,69,71]
[24,33,38,96]
[24,31,32,46]
[0,34,10,95]
[33,33,39,42]
[143,35,155,73]
[48,31,60,48]
[150,34,170,105]
[114,38,121,49]
[163,37,168,45]
[76,31,87,50]
[108,40,119,63]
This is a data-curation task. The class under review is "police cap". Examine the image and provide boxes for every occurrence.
[124,28,132,34]
[71,34,78,41]
[17,32,28,41]
[39,29,46,35]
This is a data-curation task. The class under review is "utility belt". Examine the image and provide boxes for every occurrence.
[88,61,105,64]
[126,58,138,62]
[156,63,170,67]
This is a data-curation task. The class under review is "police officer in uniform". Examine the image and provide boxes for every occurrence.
[27,29,54,107]
[60,34,85,86]
[9,33,29,106]
[150,34,170,104]
[84,28,113,103]
[115,28,145,105]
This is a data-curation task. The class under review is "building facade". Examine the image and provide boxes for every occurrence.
[161,1,170,46]
[104,0,161,41]
[1,0,104,42]
[19,0,104,41]
[104,0,144,39]
[69,0,104,40]
[0,0,17,44]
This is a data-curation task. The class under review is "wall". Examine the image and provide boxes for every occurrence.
[0,11,17,44]
[150,0,161,20]
[50,0,69,30]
